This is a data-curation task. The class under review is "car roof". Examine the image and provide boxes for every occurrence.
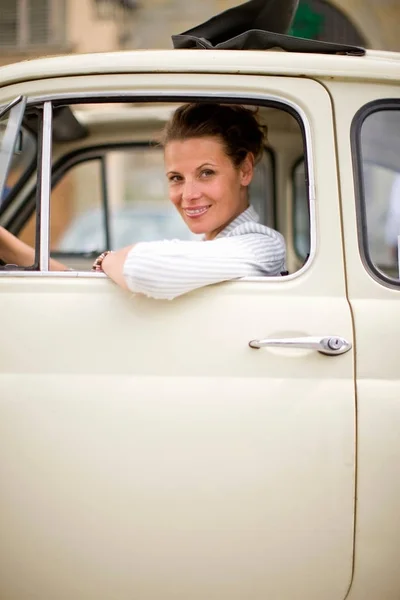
[0,48,399,89]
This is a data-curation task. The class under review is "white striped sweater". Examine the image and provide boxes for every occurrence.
[123,206,286,300]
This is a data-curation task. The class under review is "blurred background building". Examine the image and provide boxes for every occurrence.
[0,0,399,67]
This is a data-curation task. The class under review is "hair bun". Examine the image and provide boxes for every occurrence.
[161,102,266,166]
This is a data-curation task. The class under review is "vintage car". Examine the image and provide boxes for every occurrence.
[0,31,400,600]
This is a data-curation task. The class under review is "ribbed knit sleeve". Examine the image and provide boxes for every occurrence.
[123,227,285,300]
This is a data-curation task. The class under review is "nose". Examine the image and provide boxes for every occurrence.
[182,178,201,203]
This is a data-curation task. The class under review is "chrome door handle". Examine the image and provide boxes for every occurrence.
[248,336,352,356]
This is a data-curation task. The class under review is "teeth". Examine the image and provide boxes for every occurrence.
[185,207,209,215]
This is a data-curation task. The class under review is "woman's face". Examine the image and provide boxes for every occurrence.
[164,136,254,240]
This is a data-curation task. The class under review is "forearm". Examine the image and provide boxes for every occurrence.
[100,245,134,289]
[0,226,34,266]
[0,226,67,270]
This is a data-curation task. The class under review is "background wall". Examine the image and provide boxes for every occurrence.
[1,0,400,68]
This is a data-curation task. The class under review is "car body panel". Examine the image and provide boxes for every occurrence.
[0,73,357,600]
[325,78,400,600]
[0,48,399,91]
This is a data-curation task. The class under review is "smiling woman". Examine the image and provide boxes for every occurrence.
[163,103,262,240]
[99,103,286,298]
[0,102,286,299]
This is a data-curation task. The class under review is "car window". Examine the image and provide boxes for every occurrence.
[356,105,400,281]
[0,99,309,275]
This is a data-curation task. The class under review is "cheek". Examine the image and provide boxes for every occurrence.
[168,187,181,207]
[213,176,240,207]
[206,179,227,201]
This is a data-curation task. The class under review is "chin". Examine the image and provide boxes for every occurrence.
[185,220,209,235]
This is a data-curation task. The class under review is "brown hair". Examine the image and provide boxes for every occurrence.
[160,103,266,166]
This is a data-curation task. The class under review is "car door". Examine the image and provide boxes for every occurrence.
[0,74,355,600]
[328,77,400,600]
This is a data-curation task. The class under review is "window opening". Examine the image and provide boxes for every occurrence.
[0,99,309,276]
[354,103,400,283]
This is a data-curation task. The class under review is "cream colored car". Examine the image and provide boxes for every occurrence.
[0,46,399,600]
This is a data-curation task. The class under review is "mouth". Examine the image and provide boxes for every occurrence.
[183,205,211,218]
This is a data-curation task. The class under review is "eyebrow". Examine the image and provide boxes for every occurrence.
[166,162,218,177]
[197,162,217,169]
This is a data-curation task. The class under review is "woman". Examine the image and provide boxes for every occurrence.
[0,103,286,299]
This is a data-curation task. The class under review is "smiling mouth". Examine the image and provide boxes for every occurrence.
[183,206,211,218]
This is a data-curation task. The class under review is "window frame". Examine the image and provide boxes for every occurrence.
[351,98,400,289]
[0,92,313,279]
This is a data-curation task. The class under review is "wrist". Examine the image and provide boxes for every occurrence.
[92,250,112,272]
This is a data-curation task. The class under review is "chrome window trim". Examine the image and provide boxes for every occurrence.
[0,95,24,121]
[0,269,106,278]
[0,90,316,281]
[39,102,52,271]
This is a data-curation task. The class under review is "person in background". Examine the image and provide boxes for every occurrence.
[0,103,286,299]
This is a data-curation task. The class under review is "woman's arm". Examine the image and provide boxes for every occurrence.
[0,226,67,271]
[100,246,133,290]
[107,233,285,300]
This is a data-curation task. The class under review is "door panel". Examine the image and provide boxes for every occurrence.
[0,75,355,600]
[0,282,354,600]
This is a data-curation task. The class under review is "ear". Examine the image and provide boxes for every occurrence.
[239,152,255,186]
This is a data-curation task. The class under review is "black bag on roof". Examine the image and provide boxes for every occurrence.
[172,0,365,56]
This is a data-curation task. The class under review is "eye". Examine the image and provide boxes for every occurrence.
[200,169,215,178]
[168,174,183,183]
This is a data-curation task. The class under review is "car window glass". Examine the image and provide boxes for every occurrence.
[359,108,400,280]
[1,100,308,275]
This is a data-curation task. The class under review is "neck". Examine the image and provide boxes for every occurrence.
[204,203,249,241]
